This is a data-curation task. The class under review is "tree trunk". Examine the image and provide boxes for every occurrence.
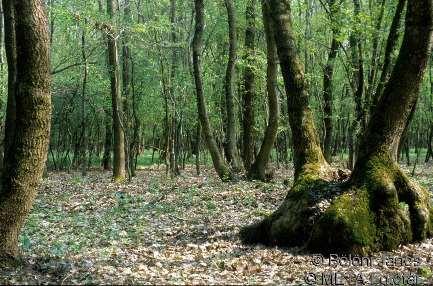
[192,0,233,181]
[80,23,88,176]
[322,0,340,163]
[268,0,329,179]
[372,0,406,109]
[365,0,386,105]
[0,0,51,261]
[2,0,16,174]
[347,0,365,170]
[223,0,241,171]
[169,0,180,177]
[106,0,126,182]
[241,0,256,171]
[247,0,279,181]
[241,0,433,255]
[425,125,433,163]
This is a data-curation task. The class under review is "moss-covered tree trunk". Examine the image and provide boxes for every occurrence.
[223,0,242,171]
[267,0,330,180]
[0,0,51,261]
[241,0,433,255]
[322,0,340,163]
[247,0,279,181]
[192,0,233,182]
[241,0,257,171]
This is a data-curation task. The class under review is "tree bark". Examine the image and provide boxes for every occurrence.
[267,0,329,179]
[247,0,279,181]
[192,0,233,181]
[372,0,406,109]
[102,113,112,170]
[0,0,51,261]
[241,0,256,171]
[223,0,241,171]
[106,0,126,182]
[241,0,433,255]
[347,0,365,170]
[322,0,340,163]
[2,0,16,173]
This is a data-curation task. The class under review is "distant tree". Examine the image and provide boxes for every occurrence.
[247,0,279,181]
[106,0,126,182]
[242,0,257,171]
[223,0,242,171]
[192,0,234,181]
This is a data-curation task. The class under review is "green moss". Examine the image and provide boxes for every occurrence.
[328,189,376,246]
[361,155,397,191]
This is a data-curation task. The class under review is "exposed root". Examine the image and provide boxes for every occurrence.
[241,157,433,255]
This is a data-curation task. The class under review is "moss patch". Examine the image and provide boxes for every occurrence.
[308,188,377,254]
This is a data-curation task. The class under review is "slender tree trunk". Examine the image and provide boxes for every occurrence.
[241,0,256,170]
[248,0,279,181]
[366,0,386,105]
[106,0,126,182]
[223,0,241,171]
[169,0,180,176]
[192,0,233,181]
[0,0,51,261]
[372,0,406,109]
[347,0,365,170]
[122,0,135,177]
[80,22,88,176]
[322,0,340,163]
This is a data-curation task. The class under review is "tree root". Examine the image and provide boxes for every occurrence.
[240,158,433,255]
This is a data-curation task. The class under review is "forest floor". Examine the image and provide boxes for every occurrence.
[1,163,433,285]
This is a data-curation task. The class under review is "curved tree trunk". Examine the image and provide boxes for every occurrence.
[241,0,433,255]
[267,0,330,180]
[223,0,241,171]
[192,0,233,182]
[0,0,51,261]
[247,0,279,181]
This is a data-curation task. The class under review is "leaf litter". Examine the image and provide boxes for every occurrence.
[1,164,433,285]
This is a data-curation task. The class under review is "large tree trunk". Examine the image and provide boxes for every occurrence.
[223,0,241,171]
[106,0,126,182]
[241,0,256,171]
[247,0,279,181]
[267,0,330,180]
[0,0,51,261]
[241,0,433,255]
[192,0,233,182]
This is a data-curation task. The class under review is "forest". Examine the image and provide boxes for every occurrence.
[1,0,433,284]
